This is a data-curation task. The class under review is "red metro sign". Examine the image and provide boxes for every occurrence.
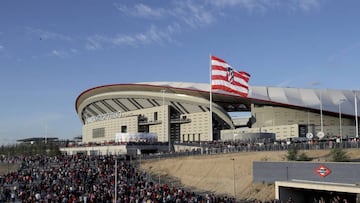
[314,164,331,177]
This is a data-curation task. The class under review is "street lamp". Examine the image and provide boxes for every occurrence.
[114,156,117,202]
[355,91,358,138]
[230,158,236,199]
[307,110,310,134]
[338,99,346,143]
[158,155,161,185]
[320,90,324,134]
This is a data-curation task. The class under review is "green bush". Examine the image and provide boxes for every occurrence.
[297,152,311,161]
[286,144,312,161]
[331,147,349,162]
[286,145,299,161]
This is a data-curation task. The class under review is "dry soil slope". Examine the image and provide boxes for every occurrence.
[140,149,360,202]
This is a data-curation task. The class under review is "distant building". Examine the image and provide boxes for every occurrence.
[17,137,59,144]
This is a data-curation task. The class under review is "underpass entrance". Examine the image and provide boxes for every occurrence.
[276,181,360,202]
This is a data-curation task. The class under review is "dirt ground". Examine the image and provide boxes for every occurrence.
[139,149,360,202]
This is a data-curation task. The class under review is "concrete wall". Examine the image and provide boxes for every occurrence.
[82,105,170,143]
[251,105,356,139]
[252,105,354,128]
[180,112,211,142]
[253,161,360,185]
[60,144,169,156]
[245,124,299,141]
[60,145,128,156]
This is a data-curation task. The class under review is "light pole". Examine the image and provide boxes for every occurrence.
[338,99,345,143]
[307,110,310,134]
[114,156,117,202]
[158,155,161,185]
[44,122,48,144]
[320,90,324,133]
[355,91,358,138]
[231,158,236,199]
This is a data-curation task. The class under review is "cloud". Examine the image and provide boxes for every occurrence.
[0,44,11,59]
[85,35,106,50]
[51,48,79,58]
[115,3,167,19]
[210,0,270,12]
[89,1,215,49]
[86,24,181,49]
[70,48,78,54]
[87,0,321,49]
[209,0,321,12]
[52,50,66,57]
[115,0,321,32]
[26,27,72,41]
[115,1,215,29]
[295,0,320,11]
[174,1,215,28]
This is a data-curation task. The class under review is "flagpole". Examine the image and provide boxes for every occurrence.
[355,91,358,138]
[209,54,213,141]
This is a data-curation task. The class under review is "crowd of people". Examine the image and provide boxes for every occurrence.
[0,155,249,203]
[0,154,352,203]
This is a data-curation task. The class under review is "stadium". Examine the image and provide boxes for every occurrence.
[61,80,360,155]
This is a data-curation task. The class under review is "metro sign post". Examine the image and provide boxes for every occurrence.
[314,164,331,178]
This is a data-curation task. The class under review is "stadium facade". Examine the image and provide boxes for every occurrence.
[75,82,359,146]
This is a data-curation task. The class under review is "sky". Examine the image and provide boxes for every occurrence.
[0,0,360,144]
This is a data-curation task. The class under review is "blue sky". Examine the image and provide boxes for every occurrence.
[0,0,359,144]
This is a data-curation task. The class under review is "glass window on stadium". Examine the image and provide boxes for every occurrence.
[93,128,105,138]
[154,112,158,121]
[121,125,127,133]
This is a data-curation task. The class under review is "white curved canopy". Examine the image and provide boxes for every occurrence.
[76,82,359,125]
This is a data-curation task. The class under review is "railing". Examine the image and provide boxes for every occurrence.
[137,140,360,160]
[138,120,162,125]
[170,118,191,124]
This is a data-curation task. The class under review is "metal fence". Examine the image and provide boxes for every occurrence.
[137,140,360,160]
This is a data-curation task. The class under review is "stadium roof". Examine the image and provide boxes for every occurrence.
[76,82,360,120]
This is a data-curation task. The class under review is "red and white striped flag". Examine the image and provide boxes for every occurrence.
[211,55,250,97]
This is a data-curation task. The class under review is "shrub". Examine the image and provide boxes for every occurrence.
[297,152,311,161]
[286,144,312,161]
[331,147,349,162]
[286,145,299,161]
